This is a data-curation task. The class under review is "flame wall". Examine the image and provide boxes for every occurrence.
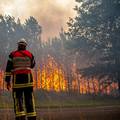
[0,55,118,94]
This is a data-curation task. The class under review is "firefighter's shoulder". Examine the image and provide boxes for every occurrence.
[24,50,33,57]
[10,50,18,57]
[25,50,32,54]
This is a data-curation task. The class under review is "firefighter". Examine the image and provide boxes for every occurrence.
[4,38,36,120]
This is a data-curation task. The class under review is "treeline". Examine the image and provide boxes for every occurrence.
[65,0,120,95]
[0,0,120,96]
[0,15,42,69]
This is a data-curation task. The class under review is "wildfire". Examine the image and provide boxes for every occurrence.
[0,55,118,94]
[32,55,118,94]
[33,55,67,92]
[70,63,118,94]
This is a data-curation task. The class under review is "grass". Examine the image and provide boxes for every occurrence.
[0,90,120,109]
[35,97,120,108]
[34,90,120,108]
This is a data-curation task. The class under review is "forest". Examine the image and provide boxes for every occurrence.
[0,0,120,96]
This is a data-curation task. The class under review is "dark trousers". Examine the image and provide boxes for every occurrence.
[13,87,36,120]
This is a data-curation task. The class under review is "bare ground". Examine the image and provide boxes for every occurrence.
[0,106,120,120]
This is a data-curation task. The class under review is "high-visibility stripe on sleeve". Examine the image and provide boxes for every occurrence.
[5,72,12,76]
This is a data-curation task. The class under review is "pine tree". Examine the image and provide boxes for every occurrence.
[66,0,120,94]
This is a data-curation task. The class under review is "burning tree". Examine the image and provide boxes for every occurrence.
[66,0,120,95]
[33,54,67,92]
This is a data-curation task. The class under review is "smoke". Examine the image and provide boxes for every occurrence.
[0,0,76,41]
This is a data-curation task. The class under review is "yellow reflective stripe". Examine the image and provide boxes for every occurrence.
[5,72,12,76]
[14,75,16,85]
[16,111,26,117]
[13,74,33,88]
[5,72,11,75]
[14,83,33,86]
[28,74,30,83]
[32,93,36,112]
[16,111,25,115]
[26,112,36,117]
[23,92,26,114]
[13,83,33,88]
[13,91,25,117]
[13,92,19,113]
[5,75,11,77]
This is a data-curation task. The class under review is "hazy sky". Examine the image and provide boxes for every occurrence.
[0,0,76,41]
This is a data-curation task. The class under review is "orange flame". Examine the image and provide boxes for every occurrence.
[33,55,67,92]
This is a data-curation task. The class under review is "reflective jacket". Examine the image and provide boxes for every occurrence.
[5,50,35,88]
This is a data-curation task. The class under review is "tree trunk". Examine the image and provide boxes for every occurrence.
[92,78,96,95]
[118,79,120,94]
[87,79,90,94]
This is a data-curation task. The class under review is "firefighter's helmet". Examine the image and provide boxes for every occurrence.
[18,38,27,46]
